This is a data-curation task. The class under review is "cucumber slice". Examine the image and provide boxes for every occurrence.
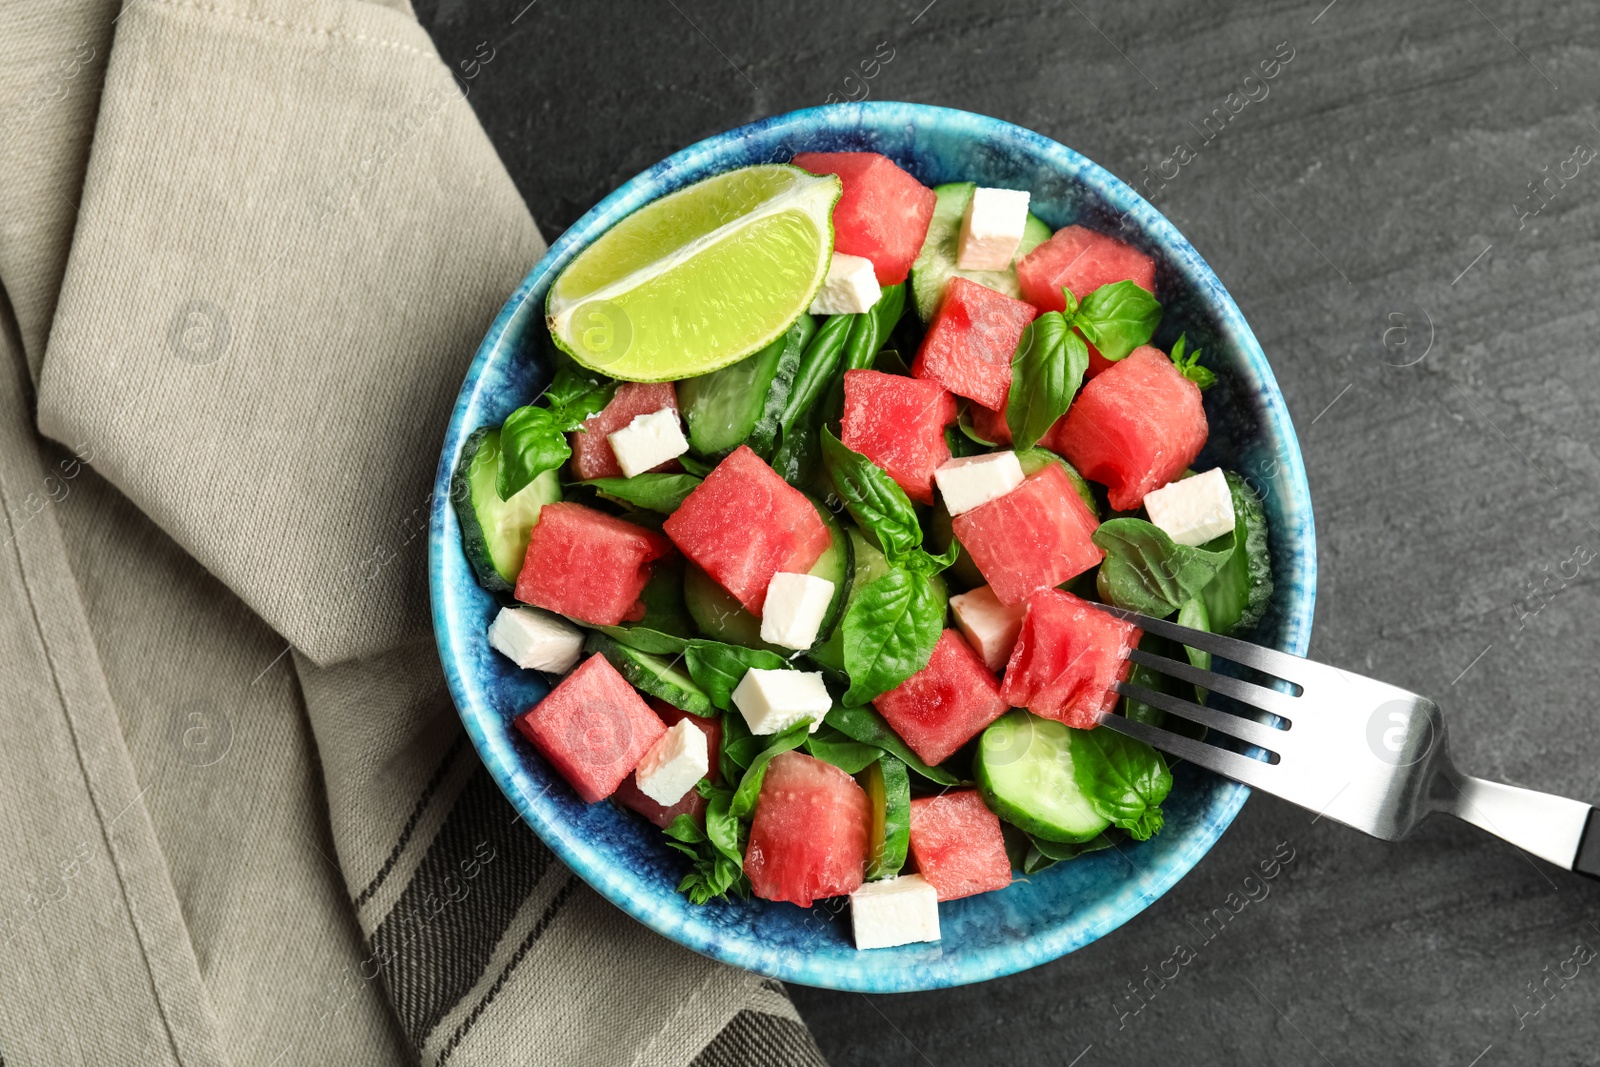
[452,427,562,593]
[974,709,1112,843]
[909,182,1053,322]
[808,528,949,671]
[678,314,814,459]
[1199,472,1273,635]
[683,495,852,652]
[860,756,911,880]
[581,631,713,714]
[1015,447,1099,518]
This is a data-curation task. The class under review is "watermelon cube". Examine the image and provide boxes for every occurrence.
[873,629,1008,766]
[744,751,871,906]
[950,464,1102,606]
[570,381,681,481]
[911,277,1037,411]
[516,502,672,626]
[907,790,1012,901]
[1049,345,1208,511]
[514,654,666,803]
[1016,224,1156,315]
[1001,589,1141,729]
[968,402,1011,446]
[791,151,936,285]
[612,699,723,829]
[840,370,957,505]
[663,445,832,614]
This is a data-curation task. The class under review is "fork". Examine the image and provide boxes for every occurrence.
[1094,607,1600,880]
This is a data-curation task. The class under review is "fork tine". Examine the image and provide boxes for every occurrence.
[1097,714,1281,792]
[1094,604,1311,683]
[1114,681,1288,751]
[1126,649,1299,720]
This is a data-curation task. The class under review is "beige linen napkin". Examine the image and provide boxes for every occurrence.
[0,0,828,1064]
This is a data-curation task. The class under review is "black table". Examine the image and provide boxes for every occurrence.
[419,2,1600,1062]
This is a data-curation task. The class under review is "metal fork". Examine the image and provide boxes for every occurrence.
[1095,607,1600,879]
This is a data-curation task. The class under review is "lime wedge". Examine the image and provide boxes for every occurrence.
[546,164,841,382]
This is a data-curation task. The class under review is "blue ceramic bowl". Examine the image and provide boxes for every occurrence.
[429,102,1316,992]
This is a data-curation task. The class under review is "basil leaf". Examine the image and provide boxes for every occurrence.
[1071,281,1162,362]
[704,784,745,860]
[1199,471,1274,635]
[670,782,751,905]
[542,366,616,418]
[683,642,789,711]
[1023,828,1123,873]
[841,283,906,375]
[677,453,714,477]
[820,429,923,563]
[663,812,708,845]
[718,710,756,783]
[729,721,812,819]
[841,568,945,705]
[771,314,854,484]
[1070,728,1172,841]
[823,704,965,786]
[1006,311,1087,450]
[804,724,883,774]
[588,625,693,656]
[1092,517,1234,618]
[1169,333,1216,390]
[497,404,572,499]
[1176,597,1212,674]
[905,542,958,576]
[580,473,701,513]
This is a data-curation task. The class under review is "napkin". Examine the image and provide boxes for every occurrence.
[0,0,827,1063]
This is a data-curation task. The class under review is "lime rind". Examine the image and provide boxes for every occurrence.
[546,164,841,382]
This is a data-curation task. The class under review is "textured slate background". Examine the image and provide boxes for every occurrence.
[416,1,1600,1063]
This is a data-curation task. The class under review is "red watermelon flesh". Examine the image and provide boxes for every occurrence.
[908,790,1012,901]
[744,751,871,907]
[1017,224,1157,314]
[791,151,935,285]
[950,464,1103,606]
[912,277,1037,411]
[1001,589,1141,729]
[969,402,1011,446]
[841,370,956,505]
[570,382,682,481]
[515,654,666,804]
[1049,345,1208,511]
[612,700,723,829]
[873,629,1008,766]
[516,502,672,626]
[662,445,832,614]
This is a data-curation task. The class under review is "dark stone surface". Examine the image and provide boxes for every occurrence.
[417,1,1600,1063]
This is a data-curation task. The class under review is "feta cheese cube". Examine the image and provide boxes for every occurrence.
[759,572,836,650]
[730,668,832,735]
[607,407,689,479]
[934,451,1026,517]
[634,718,710,805]
[851,874,941,950]
[949,585,1026,672]
[957,187,1031,271]
[1143,468,1236,547]
[808,252,882,316]
[487,606,585,673]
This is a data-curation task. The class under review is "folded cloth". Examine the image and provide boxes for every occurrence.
[0,0,828,1064]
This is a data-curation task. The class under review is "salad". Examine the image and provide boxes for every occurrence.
[453,150,1273,953]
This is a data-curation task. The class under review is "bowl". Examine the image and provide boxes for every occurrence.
[429,102,1316,992]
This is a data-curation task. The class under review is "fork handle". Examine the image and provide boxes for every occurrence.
[1443,772,1598,877]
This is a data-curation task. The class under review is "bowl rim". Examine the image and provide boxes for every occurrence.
[429,101,1317,991]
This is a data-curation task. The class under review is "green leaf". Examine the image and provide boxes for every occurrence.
[1169,333,1216,390]
[664,782,751,905]
[703,786,744,864]
[805,724,884,774]
[663,812,708,845]
[820,428,923,563]
[1092,517,1234,618]
[1006,311,1088,450]
[580,473,702,513]
[1176,597,1212,674]
[717,710,756,783]
[841,568,945,705]
[683,642,789,711]
[588,625,693,656]
[1022,828,1123,873]
[771,313,853,484]
[823,704,966,786]
[729,722,813,820]
[542,366,616,418]
[1199,471,1274,635]
[1070,729,1172,841]
[905,542,959,576]
[677,453,714,477]
[497,405,572,499]
[1071,281,1162,362]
